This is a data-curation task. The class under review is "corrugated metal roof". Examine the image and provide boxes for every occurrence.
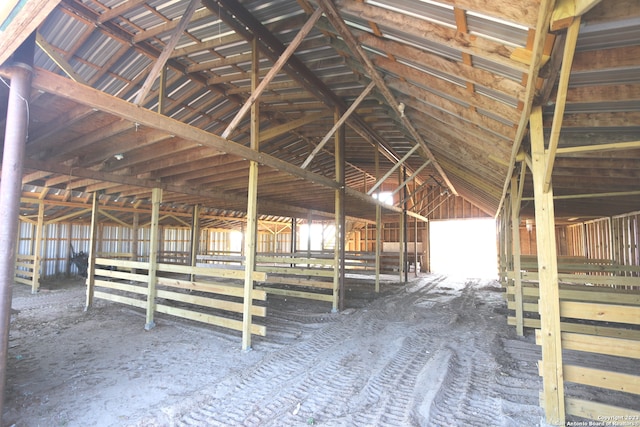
[0,0,637,225]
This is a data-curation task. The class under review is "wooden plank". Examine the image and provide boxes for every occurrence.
[256,256,337,266]
[156,277,267,300]
[95,258,149,270]
[508,317,640,341]
[14,277,32,286]
[158,262,267,282]
[508,270,640,287]
[94,268,148,283]
[506,284,640,306]
[156,289,266,317]
[265,276,333,289]
[257,266,334,278]
[560,301,640,325]
[535,330,640,359]
[94,291,147,309]
[155,304,266,336]
[564,364,640,395]
[565,397,640,420]
[257,286,334,302]
[530,106,565,423]
[14,262,34,269]
[94,280,147,295]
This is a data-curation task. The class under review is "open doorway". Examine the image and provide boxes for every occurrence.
[429,218,498,279]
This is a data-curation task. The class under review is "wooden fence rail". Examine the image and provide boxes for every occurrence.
[92,257,267,336]
[14,254,36,289]
[505,256,640,423]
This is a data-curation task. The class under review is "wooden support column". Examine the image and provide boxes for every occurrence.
[403,167,408,283]
[0,35,35,417]
[510,174,524,336]
[291,218,297,254]
[531,106,565,425]
[131,212,139,273]
[145,188,162,330]
[414,216,418,277]
[190,204,201,281]
[398,169,406,282]
[375,144,381,292]
[334,108,346,312]
[31,201,45,293]
[242,37,260,351]
[85,192,99,310]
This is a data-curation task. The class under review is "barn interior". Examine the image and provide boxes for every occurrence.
[0,0,639,425]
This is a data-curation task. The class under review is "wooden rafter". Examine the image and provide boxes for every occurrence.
[317,0,457,195]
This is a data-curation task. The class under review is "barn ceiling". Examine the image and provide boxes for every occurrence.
[0,0,639,225]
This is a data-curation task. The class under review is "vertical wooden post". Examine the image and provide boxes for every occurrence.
[66,223,73,277]
[131,212,139,274]
[375,143,381,293]
[291,217,297,254]
[398,169,405,282]
[31,201,45,293]
[85,193,99,310]
[334,107,346,312]
[242,37,260,351]
[414,216,418,277]
[190,204,201,281]
[145,187,162,330]
[531,106,565,425]
[307,214,312,258]
[510,175,524,336]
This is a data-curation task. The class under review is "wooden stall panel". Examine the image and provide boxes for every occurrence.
[532,293,640,423]
[91,257,267,337]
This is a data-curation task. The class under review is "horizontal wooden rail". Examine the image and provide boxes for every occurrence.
[155,304,266,336]
[562,364,640,395]
[535,330,640,359]
[93,258,267,337]
[565,397,640,420]
[560,301,640,325]
[507,317,640,340]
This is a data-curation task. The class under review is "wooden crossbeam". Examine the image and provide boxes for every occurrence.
[301,81,375,169]
[221,7,322,140]
[318,0,457,196]
[543,17,581,194]
[134,0,200,105]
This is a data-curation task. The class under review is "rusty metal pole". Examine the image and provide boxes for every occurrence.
[0,33,35,417]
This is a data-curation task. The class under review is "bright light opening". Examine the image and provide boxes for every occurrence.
[373,191,394,205]
[429,218,497,279]
[299,223,335,250]
[230,230,243,252]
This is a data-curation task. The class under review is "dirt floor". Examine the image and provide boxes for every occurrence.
[4,274,550,426]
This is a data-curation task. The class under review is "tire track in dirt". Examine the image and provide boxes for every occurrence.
[173,309,364,426]
[132,276,546,427]
[420,282,508,426]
